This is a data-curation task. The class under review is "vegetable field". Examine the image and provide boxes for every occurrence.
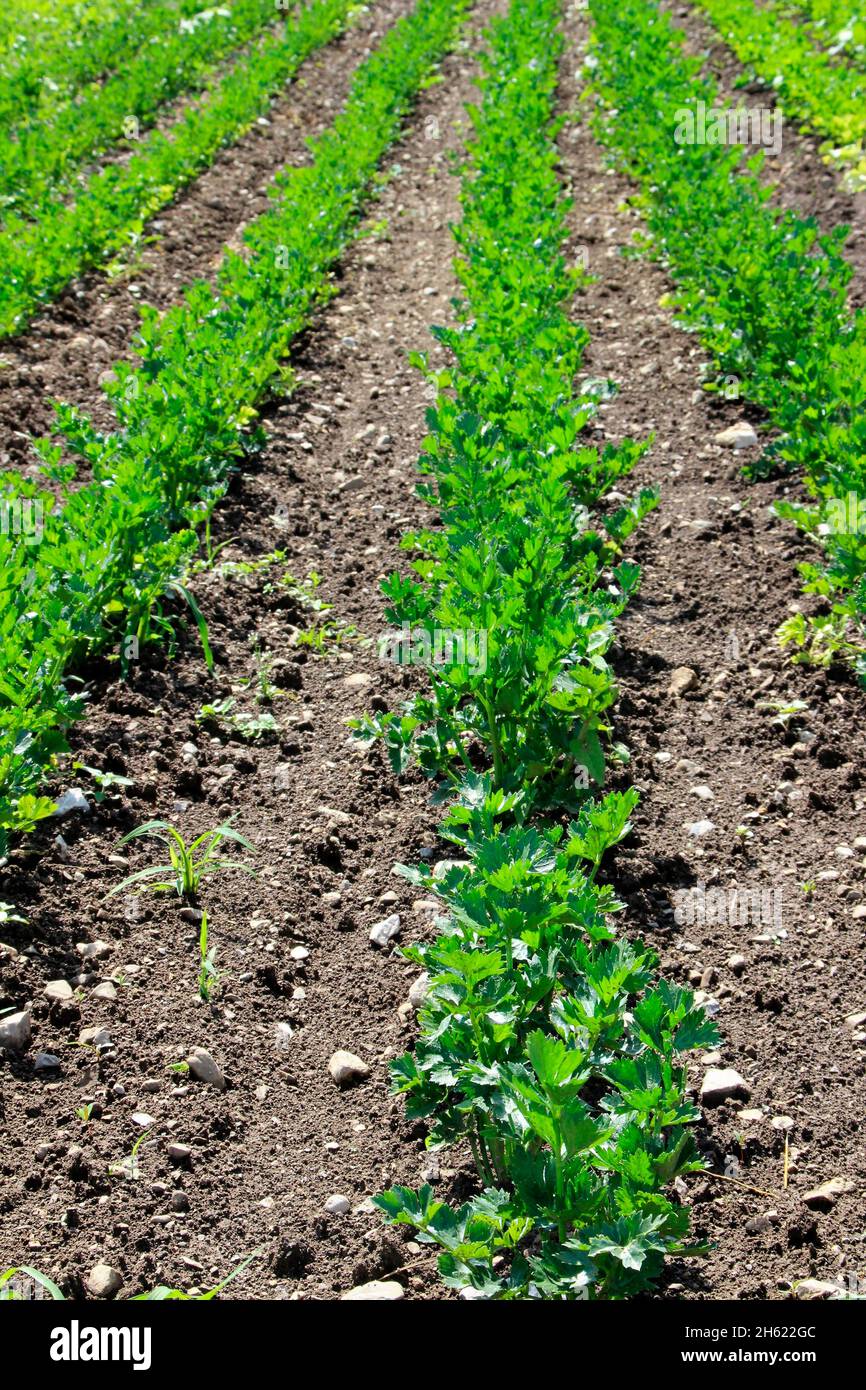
[0,0,864,1323]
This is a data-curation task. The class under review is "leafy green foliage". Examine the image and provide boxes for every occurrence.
[0,0,468,852]
[107,819,256,901]
[0,0,361,336]
[350,0,653,811]
[588,0,866,678]
[373,0,714,1302]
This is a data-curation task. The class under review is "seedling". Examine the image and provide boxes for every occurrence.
[0,902,26,928]
[76,1104,94,1126]
[73,763,135,802]
[107,820,257,901]
[108,1131,149,1181]
[759,698,810,731]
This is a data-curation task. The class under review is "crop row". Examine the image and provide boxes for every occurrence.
[0,0,206,134]
[0,0,468,849]
[588,0,866,682]
[0,0,360,339]
[0,0,291,217]
[789,0,866,68]
[355,0,718,1300]
[692,0,866,185]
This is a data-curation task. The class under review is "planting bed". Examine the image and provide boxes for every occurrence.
[0,0,864,1311]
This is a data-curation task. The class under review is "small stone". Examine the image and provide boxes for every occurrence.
[328,1050,369,1086]
[316,805,351,825]
[167,1144,192,1162]
[290,946,309,961]
[34,1052,61,1071]
[341,1280,404,1301]
[86,1263,123,1298]
[76,940,111,960]
[408,972,429,1010]
[132,1112,155,1128]
[186,1047,225,1090]
[0,1008,31,1051]
[45,979,74,1001]
[324,1194,351,1215]
[727,953,747,975]
[91,981,117,1001]
[795,1278,843,1301]
[685,819,716,838]
[715,422,758,449]
[322,891,342,907]
[369,912,401,947]
[690,785,714,801]
[79,1026,111,1048]
[770,1115,794,1131]
[343,672,372,691]
[740,1108,764,1122]
[275,1022,293,1049]
[668,666,697,697]
[844,1011,866,1029]
[802,1177,855,1211]
[700,1067,750,1105]
[54,788,91,817]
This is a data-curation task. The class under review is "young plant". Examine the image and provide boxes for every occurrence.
[107,820,256,902]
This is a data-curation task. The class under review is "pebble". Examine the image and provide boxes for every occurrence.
[86,1263,123,1299]
[76,940,111,960]
[700,1067,750,1105]
[668,666,698,697]
[684,819,716,837]
[740,1108,764,1122]
[325,1194,351,1215]
[92,981,117,1001]
[322,891,342,907]
[167,1144,192,1161]
[79,1026,111,1048]
[795,1279,842,1300]
[132,1112,155,1128]
[328,1050,370,1086]
[0,1008,31,1051]
[770,1115,794,1131]
[186,1047,225,1090]
[408,972,429,1010]
[802,1177,855,1211]
[690,785,714,801]
[290,946,310,961]
[34,1052,61,1071]
[275,1022,294,1049]
[369,912,401,947]
[715,422,758,449]
[341,1280,404,1301]
[727,953,747,975]
[317,805,351,825]
[343,672,372,690]
[844,1011,866,1030]
[54,788,91,817]
[45,979,74,1001]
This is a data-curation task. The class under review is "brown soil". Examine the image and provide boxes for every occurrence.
[1,0,864,1304]
[566,8,866,1300]
[0,0,496,1301]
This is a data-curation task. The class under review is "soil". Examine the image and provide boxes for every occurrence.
[1,0,864,1303]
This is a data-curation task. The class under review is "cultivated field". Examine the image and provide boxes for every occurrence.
[0,0,864,1314]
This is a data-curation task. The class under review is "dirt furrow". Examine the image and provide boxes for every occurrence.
[559,14,866,1300]
[0,0,499,1302]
